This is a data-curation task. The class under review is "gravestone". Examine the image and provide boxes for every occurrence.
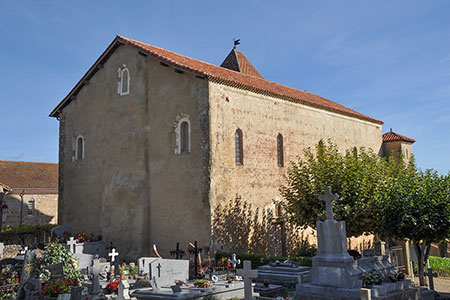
[296,187,418,299]
[22,277,42,300]
[256,260,310,288]
[0,242,4,255]
[150,276,159,291]
[67,237,77,254]
[71,286,87,300]
[47,263,64,280]
[51,225,72,239]
[118,280,136,300]
[138,257,160,275]
[148,258,189,286]
[57,294,71,300]
[237,260,258,300]
[92,258,102,295]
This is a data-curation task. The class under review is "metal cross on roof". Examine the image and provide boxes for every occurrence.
[318,186,339,221]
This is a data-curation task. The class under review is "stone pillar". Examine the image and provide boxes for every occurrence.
[360,288,372,300]
[403,240,412,276]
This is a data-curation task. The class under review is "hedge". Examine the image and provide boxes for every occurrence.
[216,252,313,269]
[1,224,57,244]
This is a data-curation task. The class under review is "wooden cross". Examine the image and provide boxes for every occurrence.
[318,186,339,221]
[237,260,258,300]
[229,253,241,270]
[170,242,185,259]
[189,241,203,279]
[156,263,162,278]
[426,268,438,290]
[67,237,76,254]
[109,248,119,262]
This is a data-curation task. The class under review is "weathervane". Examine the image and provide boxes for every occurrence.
[233,38,241,49]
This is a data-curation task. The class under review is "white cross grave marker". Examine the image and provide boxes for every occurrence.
[229,253,241,270]
[67,237,76,254]
[109,248,119,262]
[237,260,258,300]
[318,186,339,221]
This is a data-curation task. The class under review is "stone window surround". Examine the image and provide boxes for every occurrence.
[118,64,130,96]
[174,114,191,155]
[27,198,35,216]
[74,135,85,161]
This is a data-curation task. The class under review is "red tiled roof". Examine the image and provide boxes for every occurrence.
[220,49,264,79]
[382,131,415,143]
[0,161,58,189]
[50,36,383,125]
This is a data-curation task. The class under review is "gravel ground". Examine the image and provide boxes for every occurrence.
[412,276,450,294]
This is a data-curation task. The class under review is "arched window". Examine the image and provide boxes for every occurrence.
[175,115,190,154]
[76,135,84,160]
[180,121,189,154]
[235,129,243,165]
[27,198,35,216]
[277,134,284,167]
[118,65,130,95]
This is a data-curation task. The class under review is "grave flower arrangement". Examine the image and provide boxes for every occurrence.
[36,242,80,281]
[41,277,79,297]
[106,277,122,293]
[119,262,138,279]
[193,279,212,288]
[74,232,103,243]
[218,257,231,269]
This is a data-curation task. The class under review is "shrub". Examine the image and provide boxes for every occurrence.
[413,256,450,277]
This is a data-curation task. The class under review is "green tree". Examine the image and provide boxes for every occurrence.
[380,169,450,286]
[280,141,389,237]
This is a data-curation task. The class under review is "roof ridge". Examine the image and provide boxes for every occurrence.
[51,35,383,125]
[0,160,58,165]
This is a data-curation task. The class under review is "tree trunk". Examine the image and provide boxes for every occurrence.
[414,241,430,286]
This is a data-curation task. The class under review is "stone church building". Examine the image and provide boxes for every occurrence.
[50,36,414,259]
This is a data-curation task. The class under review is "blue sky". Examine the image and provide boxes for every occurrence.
[1,1,449,173]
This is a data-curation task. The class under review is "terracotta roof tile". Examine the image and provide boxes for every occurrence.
[220,49,264,78]
[51,36,383,125]
[382,131,415,143]
[0,161,58,189]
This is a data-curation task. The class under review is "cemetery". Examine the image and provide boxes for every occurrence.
[0,181,448,300]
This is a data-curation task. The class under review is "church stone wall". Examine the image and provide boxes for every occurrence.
[59,45,210,259]
[208,81,383,229]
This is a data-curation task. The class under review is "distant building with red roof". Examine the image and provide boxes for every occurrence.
[49,36,413,259]
[0,161,58,228]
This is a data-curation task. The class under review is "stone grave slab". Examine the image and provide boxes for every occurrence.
[51,225,72,239]
[131,280,244,300]
[149,259,189,287]
[256,260,310,287]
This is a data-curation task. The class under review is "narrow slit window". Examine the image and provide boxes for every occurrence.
[235,129,243,165]
[76,136,84,160]
[277,134,284,167]
[180,121,190,154]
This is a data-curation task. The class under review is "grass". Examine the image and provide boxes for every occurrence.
[413,256,450,277]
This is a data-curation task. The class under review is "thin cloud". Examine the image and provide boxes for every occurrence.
[6,153,25,160]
